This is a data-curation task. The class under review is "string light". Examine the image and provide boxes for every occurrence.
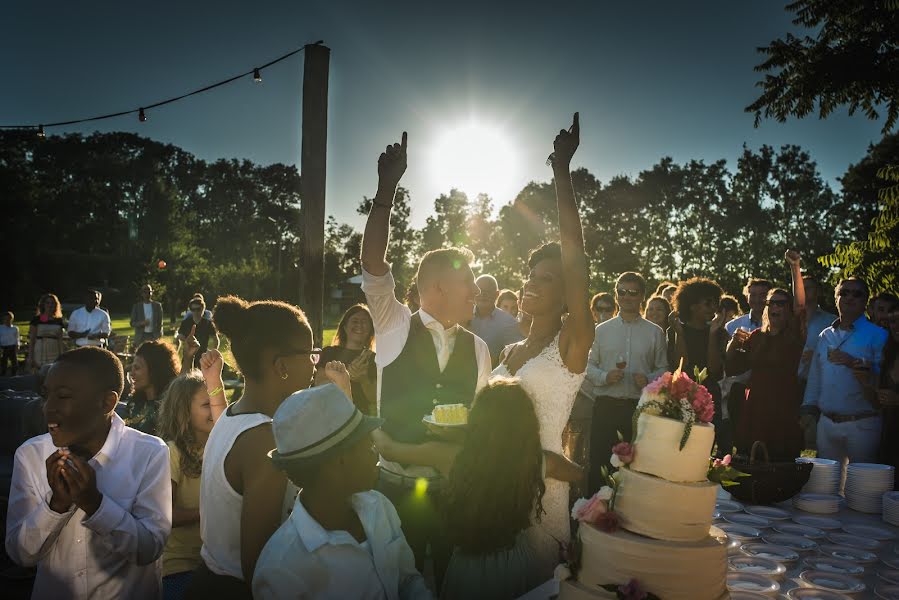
[0,40,325,137]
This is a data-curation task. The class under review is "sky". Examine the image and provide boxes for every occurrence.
[2,1,885,228]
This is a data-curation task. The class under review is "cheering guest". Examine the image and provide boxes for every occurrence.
[315,304,378,415]
[68,289,112,348]
[670,277,728,454]
[470,274,525,365]
[496,289,519,318]
[1,311,20,376]
[131,284,164,349]
[802,278,889,467]
[157,358,226,600]
[5,347,171,600]
[252,384,429,600]
[127,340,180,435]
[726,251,806,459]
[590,292,617,324]
[27,293,66,373]
[871,292,899,330]
[176,297,219,369]
[586,272,668,491]
[877,306,899,477]
[725,278,772,337]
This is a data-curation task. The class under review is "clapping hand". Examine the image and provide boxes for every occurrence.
[322,361,353,400]
[58,451,102,516]
[46,449,73,513]
[550,112,580,167]
[347,349,373,381]
[377,132,408,190]
[183,325,200,360]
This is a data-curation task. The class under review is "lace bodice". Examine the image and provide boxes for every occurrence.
[491,332,586,573]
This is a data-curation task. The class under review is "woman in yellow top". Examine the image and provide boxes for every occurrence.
[158,350,227,599]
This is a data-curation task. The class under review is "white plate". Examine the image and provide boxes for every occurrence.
[794,516,843,530]
[818,544,878,563]
[725,513,773,529]
[880,570,899,585]
[775,523,827,539]
[877,584,899,599]
[728,555,787,578]
[842,524,896,541]
[803,556,865,577]
[799,570,865,594]
[745,505,792,520]
[788,590,855,600]
[726,572,779,594]
[717,499,744,513]
[848,462,895,471]
[740,543,800,563]
[827,532,882,551]
[720,524,763,540]
[730,592,771,600]
[763,533,819,552]
[421,415,467,428]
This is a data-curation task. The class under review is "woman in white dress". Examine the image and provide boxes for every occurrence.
[493,112,595,577]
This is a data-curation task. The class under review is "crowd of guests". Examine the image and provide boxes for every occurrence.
[3,115,899,600]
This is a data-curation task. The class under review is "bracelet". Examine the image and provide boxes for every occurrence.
[207,386,224,397]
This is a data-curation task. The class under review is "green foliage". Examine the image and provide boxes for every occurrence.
[746,0,899,133]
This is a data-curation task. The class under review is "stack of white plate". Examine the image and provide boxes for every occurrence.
[797,458,841,495]
[794,493,842,514]
[846,463,895,513]
[884,491,899,526]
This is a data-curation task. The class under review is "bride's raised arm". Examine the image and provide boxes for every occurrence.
[552,112,594,374]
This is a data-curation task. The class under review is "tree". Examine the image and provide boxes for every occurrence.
[746,0,899,133]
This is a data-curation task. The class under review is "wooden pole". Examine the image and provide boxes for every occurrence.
[300,43,330,345]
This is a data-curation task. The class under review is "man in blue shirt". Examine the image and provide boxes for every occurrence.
[802,278,888,467]
[725,278,772,337]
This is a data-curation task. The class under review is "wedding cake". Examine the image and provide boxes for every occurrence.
[559,368,731,600]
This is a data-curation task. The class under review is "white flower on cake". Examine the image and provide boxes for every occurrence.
[596,486,614,502]
[553,564,572,582]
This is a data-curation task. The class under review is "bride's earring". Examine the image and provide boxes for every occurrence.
[280,371,289,380]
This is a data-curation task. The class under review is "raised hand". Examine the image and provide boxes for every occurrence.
[710,310,727,333]
[200,348,225,382]
[377,131,408,191]
[785,249,801,267]
[183,324,200,360]
[550,112,580,168]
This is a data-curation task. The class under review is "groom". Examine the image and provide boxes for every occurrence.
[360,131,492,587]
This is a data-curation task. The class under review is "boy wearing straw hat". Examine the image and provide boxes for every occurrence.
[252,383,431,599]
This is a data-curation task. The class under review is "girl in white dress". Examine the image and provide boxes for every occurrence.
[493,112,595,577]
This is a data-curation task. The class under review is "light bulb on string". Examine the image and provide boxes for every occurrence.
[139,108,147,122]
[253,68,262,83]
[37,125,46,139]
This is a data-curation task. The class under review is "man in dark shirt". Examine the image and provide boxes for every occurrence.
[176,297,218,368]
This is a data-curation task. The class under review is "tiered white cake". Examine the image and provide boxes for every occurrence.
[559,413,729,600]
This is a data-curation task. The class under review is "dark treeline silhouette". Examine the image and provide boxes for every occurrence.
[2,130,896,314]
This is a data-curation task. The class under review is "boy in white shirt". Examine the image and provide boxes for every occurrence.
[5,346,172,600]
[253,383,431,600]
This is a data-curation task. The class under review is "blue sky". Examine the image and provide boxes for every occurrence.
[2,1,884,227]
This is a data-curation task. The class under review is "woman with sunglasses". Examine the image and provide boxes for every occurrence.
[725,249,806,460]
[186,295,347,600]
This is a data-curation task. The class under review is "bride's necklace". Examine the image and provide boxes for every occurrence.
[523,326,562,351]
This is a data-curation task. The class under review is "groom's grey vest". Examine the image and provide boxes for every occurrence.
[380,312,478,443]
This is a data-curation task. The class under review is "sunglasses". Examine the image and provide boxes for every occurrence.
[617,288,642,298]
[838,289,866,299]
[766,299,789,307]
[273,348,323,365]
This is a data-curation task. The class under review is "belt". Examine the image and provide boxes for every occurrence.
[823,411,879,424]
[378,467,443,491]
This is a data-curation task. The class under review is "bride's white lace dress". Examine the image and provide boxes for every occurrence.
[492,331,585,577]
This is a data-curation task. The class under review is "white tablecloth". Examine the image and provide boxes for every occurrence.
[518,497,899,599]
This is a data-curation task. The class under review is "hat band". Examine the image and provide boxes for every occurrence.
[278,409,364,459]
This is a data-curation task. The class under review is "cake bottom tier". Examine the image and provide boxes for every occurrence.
[566,524,730,600]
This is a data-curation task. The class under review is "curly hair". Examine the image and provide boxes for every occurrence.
[37,293,63,319]
[444,378,545,554]
[672,277,723,318]
[333,304,374,350]
[527,241,561,270]
[157,370,206,479]
[133,340,179,406]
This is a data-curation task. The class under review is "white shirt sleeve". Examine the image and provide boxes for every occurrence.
[68,310,84,334]
[585,324,607,387]
[98,309,112,336]
[80,443,171,566]
[362,267,412,368]
[649,325,668,381]
[5,446,77,566]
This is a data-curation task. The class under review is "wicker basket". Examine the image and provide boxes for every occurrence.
[727,441,812,505]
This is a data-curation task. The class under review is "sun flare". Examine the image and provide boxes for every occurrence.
[427,120,519,203]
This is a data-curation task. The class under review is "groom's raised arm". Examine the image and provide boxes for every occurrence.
[361,132,408,277]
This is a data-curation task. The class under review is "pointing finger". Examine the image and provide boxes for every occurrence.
[401,131,408,151]
[571,112,580,134]
[189,324,196,337]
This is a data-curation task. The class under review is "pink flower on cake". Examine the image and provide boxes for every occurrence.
[595,510,620,533]
[617,579,647,600]
[610,441,635,467]
[571,493,607,523]
[712,454,732,469]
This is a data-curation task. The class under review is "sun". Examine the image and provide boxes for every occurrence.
[427,120,519,203]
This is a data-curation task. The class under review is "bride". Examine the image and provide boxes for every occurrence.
[493,112,594,576]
